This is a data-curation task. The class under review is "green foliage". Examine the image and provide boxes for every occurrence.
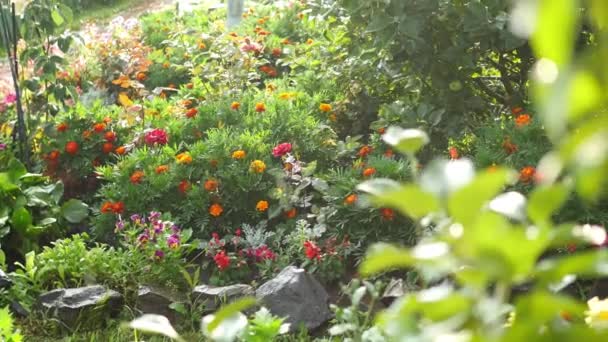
[0,306,23,342]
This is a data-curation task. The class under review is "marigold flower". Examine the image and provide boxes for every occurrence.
[384,149,394,158]
[48,150,60,161]
[377,127,386,134]
[130,170,145,184]
[306,38,314,45]
[209,203,224,217]
[182,99,193,108]
[328,113,337,122]
[82,130,92,139]
[204,179,219,192]
[232,150,246,159]
[449,147,459,160]
[178,180,191,193]
[272,47,282,57]
[255,102,266,112]
[93,123,106,133]
[381,208,395,221]
[303,241,321,260]
[136,72,146,81]
[272,142,292,157]
[112,75,132,88]
[511,106,524,115]
[502,137,518,155]
[65,141,79,155]
[519,166,536,184]
[256,200,269,212]
[176,152,193,164]
[344,194,358,205]
[284,162,293,171]
[145,129,168,146]
[284,208,297,219]
[162,61,170,69]
[515,114,531,127]
[362,167,376,178]
[156,165,169,174]
[186,83,194,89]
[250,160,266,173]
[104,131,117,142]
[115,146,127,155]
[101,201,114,213]
[358,145,373,158]
[214,250,230,270]
[102,142,114,154]
[56,122,68,132]
[198,42,206,50]
[319,103,332,112]
[281,38,291,45]
[230,101,240,110]
[112,201,124,214]
[185,108,198,118]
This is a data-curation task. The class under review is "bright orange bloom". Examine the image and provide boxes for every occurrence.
[519,166,536,184]
[56,122,68,132]
[136,72,147,81]
[112,202,125,214]
[449,147,459,160]
[178,180,191,193]
[377,127,386,134]
[186,83,194,89]
[130,170,145,184]
[176,152,193,164]
[93,123,106,133]
[362,167,376,178]
[156,165,169,174]
[101,202,114,213]
[204,179,219,192]
[48,150,60,161]
[112,75,131,88]
[102,142,114,154]
[209,203,224,217]
[103,117,112,124]
[115,146,127,155]
[65,141,79,155]
[281,38,291,45]
[284,208,297,219]
[255,102,266,112]
[198,42,206,50]
[272,48,282,57]
[306,38,314,45]
[256,200,269,212]
[186,108,198,118]
[182,99,193,108]
[104,131,117,142]
[511,106,524,115]
[358,145,373,158]
[319,103,332,112]
[232,150,246,159]
[344,194,358,205]
[515,114,531,127]
[381,208,395,221]
[384,149,394,158]
[502,137,518,155]
[250,160,266,173]
[230,101,241,110]
[163,61,170,69]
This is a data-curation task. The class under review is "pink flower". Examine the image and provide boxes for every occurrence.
[272,142,292,157]
[214,250,230,270]
[3,93,16,105]
[304,241,321,260]
[145,129,168,146]
[240,38,263,54]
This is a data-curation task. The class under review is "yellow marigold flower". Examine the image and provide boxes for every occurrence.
[585,297,608,328]
[176,152,193,164]
[319,103,332,112]
[230,101,241,110]
[209,203,224,217]
[232,150,246,159]
[266,83,277,92]
[278,92,295,100]
[250,160,266,173]
[256,200,269,212]
[306,38,314,45]
[328,113,337,122]
[112,75,132,88]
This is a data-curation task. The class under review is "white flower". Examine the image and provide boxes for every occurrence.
[585,297,608,328]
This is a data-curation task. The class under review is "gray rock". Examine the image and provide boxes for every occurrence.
[9,301,28,318]
[37,285,122,328]
[0,269,11,289]
[193,284,254,312]
[256,266,331,332]
[136,285,184,322]
[381,278,406,305]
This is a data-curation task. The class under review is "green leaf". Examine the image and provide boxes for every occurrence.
[207,297,256,332]
[10,207,32,233]
[7,158,26,182]
[51,10,64,26]
[535,250,608,286]
[61,199,89,223]
[382,127,429,155]
[527,184,569,225]
[360,243,414,276]
[0,173,18,192]
[530,0,578,66]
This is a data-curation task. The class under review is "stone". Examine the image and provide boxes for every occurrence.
[256,266,331,332]
[192,284,254,312]
[136,285,185,322]
[0,269,11,289]
[381,278,406,306]
[37,285,122,328]
[9,301,28,318]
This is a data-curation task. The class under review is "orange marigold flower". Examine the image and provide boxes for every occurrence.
[502,137,518,155]
[358,145,373,158]
[284,208,297,219]
[112,202,125,214]
[186,108,198,118]
[101,202,114,213]
[272,47,282,57]
[56,122,68,132]
[82,130,92,139]
[176,152,193,164]
[162,61,170,69]
[384,149,394,158]
[112,75,131,88]
[156,165,169,174]
[328,113,337,122]
[182,99,193,108]
[65,141,79,155]
[377,127,386,134]
[250,160,266,173]
[519,166,536,184]
[204,179,219,192]
[256,200,269,212]
[115,146,127,155]
[130,170,145,184]
[102,142,114,154]
[230,101,241,110]
[449,147,459,160]
[104,131,117,142]
[232,150,246,159]
[48,150,60,161]
[511,106,524,115]
[209,203,224,217]
[319,103,332,112]
[186,83,194,89]
[306,38,314,45]
[515,114,531,127]
[103,117,112,124]
[255,102,266,112]
[198,42,206,50]
[178,180,191,193]
[136,72,147,81]
[362,167,376,178]
[93,123,106,132]
[381,208,395,221]
[344,194,358,205]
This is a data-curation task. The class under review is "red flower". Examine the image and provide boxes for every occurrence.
[112,202,124,214]
[65,141,79,155]
[48,150,60,161]
[303,241,321,260]
[502,137,518,155]
[104,131,117,142]
[130,170,145,184]
[145,129,168,146]
[519,166,536,184]
[381,208,395,221]
[178,180,191,193]
[272,142,292,157]
[449,147,459,160]
[102,142,114,154]
[56,123,68,132]
[214,250,231,270]
[358,145,373,158]
[185,108,198,118]
[93,123,106,133]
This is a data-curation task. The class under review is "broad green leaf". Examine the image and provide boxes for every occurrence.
[590,0,608,30]
[51,10,64,26]
[530,0,578,66]
[7,158,26,182]
[535,250,608,286]
[527,184,569,225]
[359,243,414,276]
[567,70,601,121]
[368,184,440,220]
[448,168,514,225]
[382,127,429,155]
[0,173,18,192]
[10,207,32,233]
[61,199,89,223]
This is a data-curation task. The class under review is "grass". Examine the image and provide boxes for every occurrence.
[69,0,155,30]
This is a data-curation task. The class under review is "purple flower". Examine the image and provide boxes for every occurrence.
[138,233,149,245]
[170,224,180,233]
[115,220,125,231]
[154,249,164,260]
[130,214,141,223]
[167,234,180,249]
[153,221,164,234]
[148,211,161,222]
[0,143,6,151]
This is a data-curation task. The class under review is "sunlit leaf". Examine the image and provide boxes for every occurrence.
[382,127,429,155]
[359,243,414,276]
[527,184,569,225]
[530,0,579,66]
